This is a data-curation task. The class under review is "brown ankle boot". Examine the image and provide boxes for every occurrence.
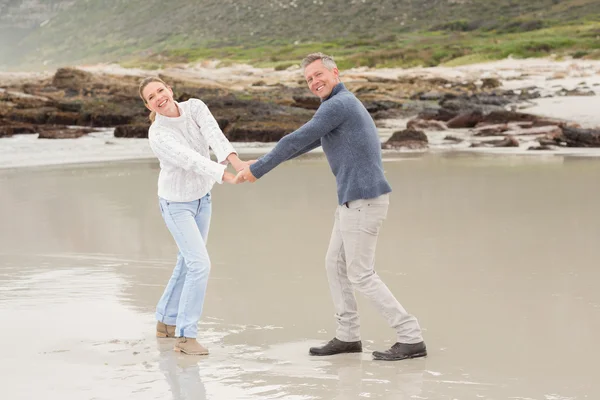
[174,337,209,355]
[156,321,176,338]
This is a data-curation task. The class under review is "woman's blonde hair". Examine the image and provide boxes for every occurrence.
[138,76,169,122]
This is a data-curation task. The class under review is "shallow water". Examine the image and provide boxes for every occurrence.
[1,154,599,399]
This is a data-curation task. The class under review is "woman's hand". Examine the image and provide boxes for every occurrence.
[222,171,240,184]
[227,154,256,172]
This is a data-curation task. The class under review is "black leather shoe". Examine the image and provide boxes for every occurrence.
[372,341,427,361]
[309,338,362,356]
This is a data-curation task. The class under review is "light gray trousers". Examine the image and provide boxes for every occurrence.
[325,193,423,344]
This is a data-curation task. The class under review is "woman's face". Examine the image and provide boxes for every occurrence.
[142,81,176,115]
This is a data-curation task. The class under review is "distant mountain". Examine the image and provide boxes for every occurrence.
[1,0,599,69]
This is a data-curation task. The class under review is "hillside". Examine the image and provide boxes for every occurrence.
[1,0,600,70]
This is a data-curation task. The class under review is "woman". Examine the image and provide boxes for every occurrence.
[139,77,247,355]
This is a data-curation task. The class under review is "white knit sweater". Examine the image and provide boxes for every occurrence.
[148,99,236,202]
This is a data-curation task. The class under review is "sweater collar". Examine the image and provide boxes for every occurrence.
[156,101,185,123]
[322,82,346,102]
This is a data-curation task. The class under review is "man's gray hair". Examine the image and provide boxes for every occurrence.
[301,52,337,71]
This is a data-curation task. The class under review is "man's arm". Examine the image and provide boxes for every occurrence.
[287,138,322,161]
[248,99,346,180]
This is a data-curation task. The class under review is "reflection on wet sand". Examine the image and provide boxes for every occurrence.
[1,154,599,399]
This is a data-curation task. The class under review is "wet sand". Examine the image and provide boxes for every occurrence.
[1,154,599,399]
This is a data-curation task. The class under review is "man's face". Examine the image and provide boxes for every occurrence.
[304,60,340,99]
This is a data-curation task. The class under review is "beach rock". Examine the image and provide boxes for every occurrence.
[528,145,555,151]
[559,88,595,97]
[444,135,464,143]
[418,90,445,101]
[224,119,304,142]
[473,123,510,136]
[420,95,512,126]
[0,91,52,109]
[473,121,541,136]
[502,125,563,137]
[470,136,519,148]
[417,107,458,122]
[560,126,600,147]
[406,118,447,131]
[370,108,407,120]
[0,121,37,137]
[480,78,502,89]
[7,107,54,124]
[57,101,83,112]
[38,127,94,139]
[114,124,150,138]
[537,137,562,146]
[292,95,320,110]
[52,68,95,92]
[440,95,509,112]
[447,110,485,128]
[507,121,535,129]
[362,100,402,113]
[517,87,542,100]
[84,113,133,127]
[382,129,428,150]
[478,110,541,124]
[46,111,81,125]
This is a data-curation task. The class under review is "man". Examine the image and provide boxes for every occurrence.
[237,53,426,361]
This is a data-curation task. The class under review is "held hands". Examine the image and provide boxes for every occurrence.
[222,171,238,184]
[228,154,254,172]
[234,165,257,184]
[222,158,257,184]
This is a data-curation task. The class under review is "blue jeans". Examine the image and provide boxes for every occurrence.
[156,193,212,338]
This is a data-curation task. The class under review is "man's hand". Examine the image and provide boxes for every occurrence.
[235,165,257,183]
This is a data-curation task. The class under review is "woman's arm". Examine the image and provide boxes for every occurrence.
[149,127,227,183]
[225,153,251,172]
[189,99,238,164]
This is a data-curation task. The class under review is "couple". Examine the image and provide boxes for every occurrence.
[139,53,427,361]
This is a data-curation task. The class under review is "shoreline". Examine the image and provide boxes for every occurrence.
[3,134,600,172]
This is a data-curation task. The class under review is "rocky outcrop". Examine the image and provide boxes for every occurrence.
[470,136,519,148]
[406,118,447,131]
[0,120,37,137]
[52,68,95,93]
[382,129,428,150]
[558,127,600,147]
[1,65,597,152]
[114,124,150,138]
[38,127,95,139]
[447,110,485,128]
[292,95,320,110]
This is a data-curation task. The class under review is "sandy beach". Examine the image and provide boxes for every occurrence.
[1,58,600,399]
[1,155,599,399]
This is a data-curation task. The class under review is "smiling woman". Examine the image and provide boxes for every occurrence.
[137,76,252,355]
[138,77,178,122]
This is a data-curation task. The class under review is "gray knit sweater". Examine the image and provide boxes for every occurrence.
[250,83,392,205]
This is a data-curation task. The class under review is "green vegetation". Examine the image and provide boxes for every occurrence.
[134,21,600,69]
[3,0,600,70]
